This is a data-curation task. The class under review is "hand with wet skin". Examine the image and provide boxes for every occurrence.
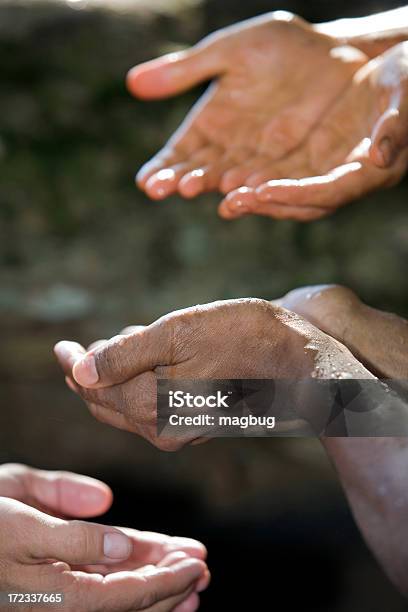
[0,463,209,612]
[274,284,408,596]
[54,299,373,451]
[222,42,408,221]
[275,284,408,379]
[128,11,367,204]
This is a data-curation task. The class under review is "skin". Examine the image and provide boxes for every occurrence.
[275,284,408,379]
[277,285,408,596]
[0,464,208,612]
[128,12,367,204]
[54,291,408,594]
[54,298,373,450]
[223,42,408,221]
[127,12,408,221]
[317,7,408,58]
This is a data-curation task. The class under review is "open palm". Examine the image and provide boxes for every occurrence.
[128,12,367,202]
[220,42,408,221]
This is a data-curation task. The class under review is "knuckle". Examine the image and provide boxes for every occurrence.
[70,521,97,559]
[322,284,359,305]
[162,310,199,360]
[242,297,271,315]
[94,335,125,382]
[94,350,114,382]
[270,10,296,23]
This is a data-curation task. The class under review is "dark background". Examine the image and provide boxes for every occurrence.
[0,0,407,610]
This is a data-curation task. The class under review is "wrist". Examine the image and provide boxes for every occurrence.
[315,15,408,58]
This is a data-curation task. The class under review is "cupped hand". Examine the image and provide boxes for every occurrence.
[222,42,408,221]
[0,496,208,612]
[0,465,208,611]
[128,12,366,202]
[54,298,373,450]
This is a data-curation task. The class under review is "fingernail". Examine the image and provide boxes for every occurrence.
[103,532,132,560]
[73,354,99,386]
[379,136,393,166]
[54,341,70,360]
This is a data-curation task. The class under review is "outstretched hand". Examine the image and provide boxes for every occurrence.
[0,464,209,612]
[54,299,372,450]
[128,13,408,222]
[128,12,367,208]
[222,42,408,221]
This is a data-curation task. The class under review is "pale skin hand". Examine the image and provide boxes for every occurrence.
[222,42,408,221]
[128,11,367,205]
[54,298,372,451]
[277,284,408,596]
[0,464,208,612]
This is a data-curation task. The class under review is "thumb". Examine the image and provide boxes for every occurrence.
[69,317,173,388]
[370,101,408,168]
[126,38,227,99]
[30,515,133,565]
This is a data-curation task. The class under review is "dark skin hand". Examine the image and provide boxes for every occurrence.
[276,284,408,379]
[277,284,408,597]
[54,290,408,595]
[54,298,372,451]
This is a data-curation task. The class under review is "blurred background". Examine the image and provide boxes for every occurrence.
[0,0,407,609]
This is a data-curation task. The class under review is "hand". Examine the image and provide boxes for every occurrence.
[128,12,366,204]
[222,42,408,221]
[0,465,209,612]
[276,285,408,596]
[54,299,372,450]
